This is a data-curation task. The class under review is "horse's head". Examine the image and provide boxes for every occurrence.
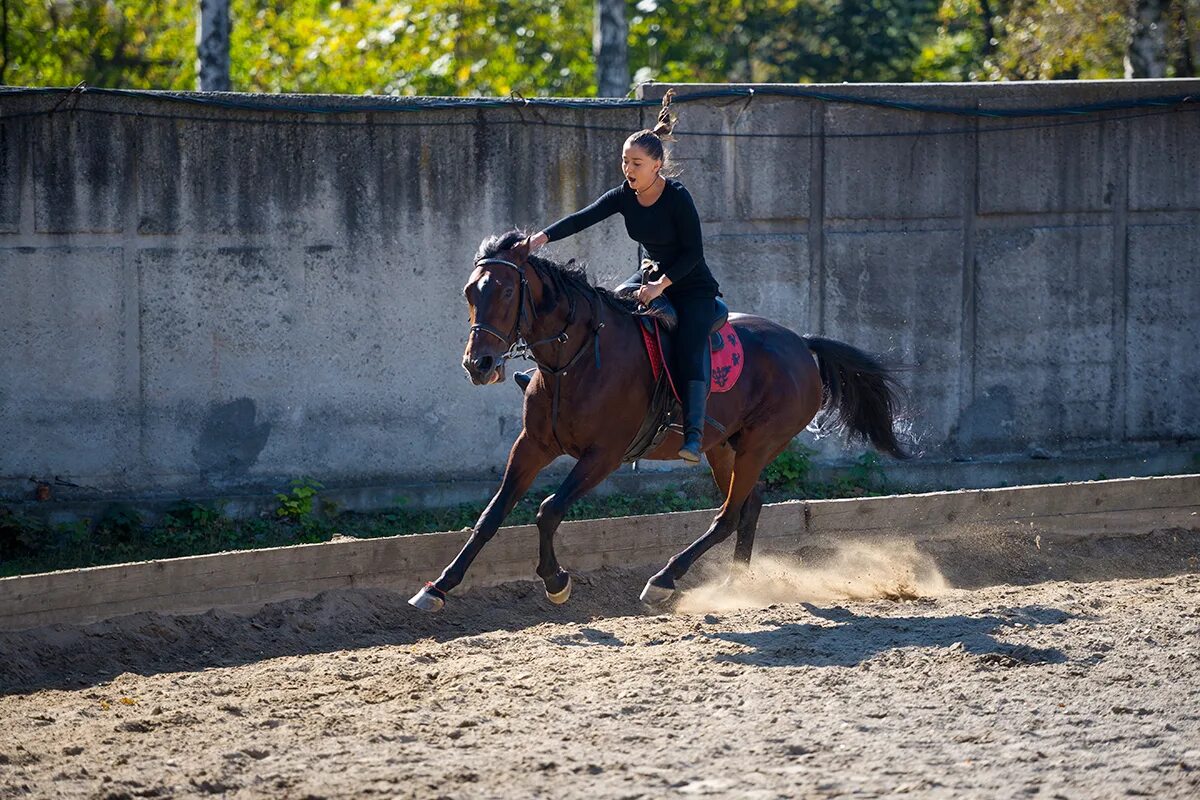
[461,233,532,385]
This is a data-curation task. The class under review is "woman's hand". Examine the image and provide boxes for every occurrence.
[526,231,548,251]
[636,278,669,306]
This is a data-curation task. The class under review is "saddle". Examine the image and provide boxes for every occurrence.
[621,297,743,463]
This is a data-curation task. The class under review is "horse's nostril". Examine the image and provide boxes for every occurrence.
[476,356,494,372]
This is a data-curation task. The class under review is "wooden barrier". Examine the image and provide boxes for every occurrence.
[1,475,1196,631]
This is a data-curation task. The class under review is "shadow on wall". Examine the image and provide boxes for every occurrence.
[192,398,271,477]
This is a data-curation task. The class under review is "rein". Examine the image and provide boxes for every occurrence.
[471,256,605,450]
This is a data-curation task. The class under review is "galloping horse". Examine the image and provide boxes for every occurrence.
[409,230,908,612]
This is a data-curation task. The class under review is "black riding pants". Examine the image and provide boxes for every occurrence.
[671,294,719,384]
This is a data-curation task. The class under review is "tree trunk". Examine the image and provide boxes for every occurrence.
[1126,0,1169,78]
[197,0,231,91]
[594,0,629,97]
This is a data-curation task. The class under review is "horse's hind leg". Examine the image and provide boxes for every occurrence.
[642,442,775,604]
[733,486,763,565]
[707,443,763,568]
[535,449,624,604]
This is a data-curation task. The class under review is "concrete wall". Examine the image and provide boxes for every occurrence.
[0,82,1198,503]
[1,474,1196,631]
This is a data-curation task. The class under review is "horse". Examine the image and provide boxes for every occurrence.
[409,230,908,612]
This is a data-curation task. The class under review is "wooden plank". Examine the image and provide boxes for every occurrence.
[1,475,1196,631]
[806,475,1200,533]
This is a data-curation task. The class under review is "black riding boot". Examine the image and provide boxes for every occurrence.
[678,379,708,462]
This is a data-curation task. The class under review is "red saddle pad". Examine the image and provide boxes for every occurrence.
[639,321,744,400]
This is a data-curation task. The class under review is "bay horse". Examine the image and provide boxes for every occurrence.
[409,230,907,612]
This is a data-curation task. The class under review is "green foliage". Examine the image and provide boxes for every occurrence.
[275,478,324,521]
[165,499,225,528]
[631,0,945,85]
[763,443,816,489]
[834,451,888,496]
[4,0,595,95]
[93,503,145,550]
[7,1,1196,93]
[0,506,50,560]
[918,0,1200,81]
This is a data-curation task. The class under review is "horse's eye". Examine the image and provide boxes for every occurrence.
[503,286,514,299]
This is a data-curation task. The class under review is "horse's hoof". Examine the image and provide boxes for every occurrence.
[640,578,675,606]
[408,583,446,612]
[545,574,572,605]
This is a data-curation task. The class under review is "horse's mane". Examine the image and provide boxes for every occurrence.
[475,230,640,318]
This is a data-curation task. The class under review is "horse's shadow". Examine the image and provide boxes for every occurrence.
[704,602,1070,668]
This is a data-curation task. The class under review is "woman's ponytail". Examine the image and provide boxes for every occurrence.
[626,87,681,177]
[651,88,677,141]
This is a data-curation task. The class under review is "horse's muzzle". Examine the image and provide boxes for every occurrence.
[463,354,506,385]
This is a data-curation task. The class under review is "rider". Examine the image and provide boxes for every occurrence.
[521,89,722,463]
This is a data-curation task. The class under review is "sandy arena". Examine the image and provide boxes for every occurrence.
[1,537,1198,799]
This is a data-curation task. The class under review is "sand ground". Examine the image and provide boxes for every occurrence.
[1,539,1198,799]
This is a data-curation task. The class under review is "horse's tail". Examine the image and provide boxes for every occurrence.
[804,336,909,460]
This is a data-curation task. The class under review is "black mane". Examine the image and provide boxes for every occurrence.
[475,230,639,317]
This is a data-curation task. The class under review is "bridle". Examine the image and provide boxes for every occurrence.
[469,256,570,365]
[469,255,604,374]
[469,254,606,451]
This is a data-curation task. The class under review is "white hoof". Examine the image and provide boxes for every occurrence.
[408,585,445,612]
[640,579,675,606]
[545,575,572,605]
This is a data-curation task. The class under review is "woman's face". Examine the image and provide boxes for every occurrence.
[622,142,661,192]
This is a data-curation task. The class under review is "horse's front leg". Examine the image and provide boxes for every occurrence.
[409,432,554,612]
[534,448,625,604]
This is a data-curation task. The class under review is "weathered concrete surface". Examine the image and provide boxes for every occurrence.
[0,474,1195,632]
[0,82,1198,503]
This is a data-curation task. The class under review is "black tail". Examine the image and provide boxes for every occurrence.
[804,336,909,460]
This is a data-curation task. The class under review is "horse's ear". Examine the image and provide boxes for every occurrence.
[508,237,532,265]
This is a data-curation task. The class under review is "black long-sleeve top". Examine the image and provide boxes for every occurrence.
[543,180,721,299]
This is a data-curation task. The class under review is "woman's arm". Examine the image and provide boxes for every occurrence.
[529,186,624,250]
[661,185,704,283]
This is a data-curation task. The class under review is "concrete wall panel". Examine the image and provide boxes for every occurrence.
[1128,108,1200,211]
[1125,223,1200,438]
[0,247,135,480]
[978,117,1120,215]
[732,98,812,221]
[823,229,964,445]
[824,106,967,220]
[974,225,1116,447]
[33,114,132,234]
[706,233,811,334]
[0,119,21,233]
[1,82,1198,501]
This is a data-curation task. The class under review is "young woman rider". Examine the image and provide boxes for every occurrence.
[520,90,722,463]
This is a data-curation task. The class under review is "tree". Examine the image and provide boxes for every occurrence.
[197,0,232,90]
[594,0,629,96]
